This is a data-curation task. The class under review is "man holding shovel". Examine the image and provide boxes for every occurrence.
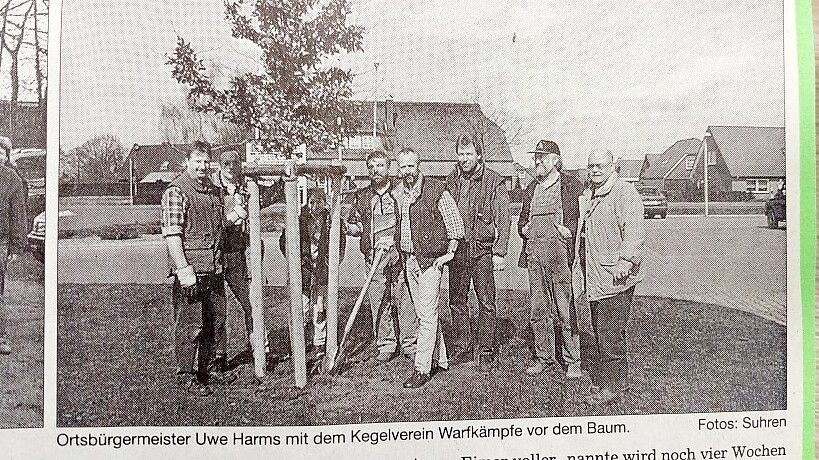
[345,150,412,363]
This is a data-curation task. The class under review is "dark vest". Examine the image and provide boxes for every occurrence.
[395,177,449,269]
[167,172,224,274]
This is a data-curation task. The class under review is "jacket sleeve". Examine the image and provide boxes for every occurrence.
[618,184,646,266]
[8,173,26,254]
[492,180,511,257]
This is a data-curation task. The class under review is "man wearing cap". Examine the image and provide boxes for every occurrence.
[518,140,582,379]
[444,134,510,371]
[345,150,411,363]
[394,148,465,388]
[0,137,26,355]
[573,148,645,405]
[210,149,269,367]
[162,141,235,397]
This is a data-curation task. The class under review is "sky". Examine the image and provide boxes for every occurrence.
[59,0,784,167]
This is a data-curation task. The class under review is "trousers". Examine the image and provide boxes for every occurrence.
[526,237,579,365]
[365,248,403,354]
[585,286,634,392]
[173,273,225,377]
[448,250,496,355]
[400,255,446,374]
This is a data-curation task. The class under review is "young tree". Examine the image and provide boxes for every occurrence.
[167,0,364,158]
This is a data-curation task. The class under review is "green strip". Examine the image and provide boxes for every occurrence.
[796,1,816,458]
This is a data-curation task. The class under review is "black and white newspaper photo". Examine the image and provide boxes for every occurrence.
[0,0,46,431]
[4,0,815,458]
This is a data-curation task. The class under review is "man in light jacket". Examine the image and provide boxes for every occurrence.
[573,148,645,406]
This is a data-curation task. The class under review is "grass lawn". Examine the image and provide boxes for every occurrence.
[57,284,786,427]
[1,253,44,428]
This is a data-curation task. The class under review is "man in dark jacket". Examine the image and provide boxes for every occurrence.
[517,140,582,379]
[0,137,26,356]
[445,134,510,371]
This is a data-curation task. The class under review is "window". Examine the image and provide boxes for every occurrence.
[707,151,716,166]
[362,135,374,149]
[685,155,695,170]
[746,178,769,193]
[348,135,362,149]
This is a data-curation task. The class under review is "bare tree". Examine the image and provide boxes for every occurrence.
[158,101,249,145]
[65,134,126,182]
[460,89,530,161]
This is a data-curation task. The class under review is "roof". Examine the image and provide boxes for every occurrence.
[311,100,512,163]
[616,159,644,179]
[707,125,785,178]
[641,138,701,180]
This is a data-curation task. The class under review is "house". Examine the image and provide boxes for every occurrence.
[695,125,785,199]
[639,138,710,201]
[615,159,643,183]
[309,99,513,188]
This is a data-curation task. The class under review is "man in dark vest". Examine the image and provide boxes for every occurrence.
[445,134,510,371]
[345,150,411,362]
[517,140,582,379]
[395,148,465,388]
[162,141,235,397]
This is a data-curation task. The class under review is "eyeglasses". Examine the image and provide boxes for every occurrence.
[587,162,612,170]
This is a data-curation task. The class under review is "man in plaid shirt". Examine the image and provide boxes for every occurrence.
[394,148,464,388]
[162,142,238,397]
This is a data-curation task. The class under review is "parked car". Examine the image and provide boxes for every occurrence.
[764,183,786,229]
[27,211,46,263]
[10,148,46,228]
[636,185,668,219]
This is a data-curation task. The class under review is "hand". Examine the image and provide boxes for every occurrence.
[176,264,198,288]
[555,224,572,240]
[432,251,455,270]
[521,223,530,236]
[6,253,20,264]
[613,260,633,283]
[492,255,506,271]
[344,222,361,236]
[374,236,393,251]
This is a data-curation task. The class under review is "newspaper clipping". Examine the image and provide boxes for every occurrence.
[3,0,814,458]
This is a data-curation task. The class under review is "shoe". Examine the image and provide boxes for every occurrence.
[450,349,473,366]
[584,387,620,406]
[178,374,213,397]
[206,370,238,385]
[375,351,397,363]
[566,362,582,379]
[0,339,11,355]
[525,359,551,376]
[403,370,432,389]
[478,351,494,373]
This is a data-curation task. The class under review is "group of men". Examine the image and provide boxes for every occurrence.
[162,135,646,406]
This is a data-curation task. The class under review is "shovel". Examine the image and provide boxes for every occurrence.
[327,247,387,373]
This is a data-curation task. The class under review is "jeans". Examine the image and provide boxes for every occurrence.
[448,250,496,355]
[400,255,446,374]
[526,237,579,365]
[586,286,634,392]
[173,273,225,378]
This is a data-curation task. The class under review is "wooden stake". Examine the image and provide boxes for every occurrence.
[323,175,342,371]
[247,178,266,380]
[284,160,308,388]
